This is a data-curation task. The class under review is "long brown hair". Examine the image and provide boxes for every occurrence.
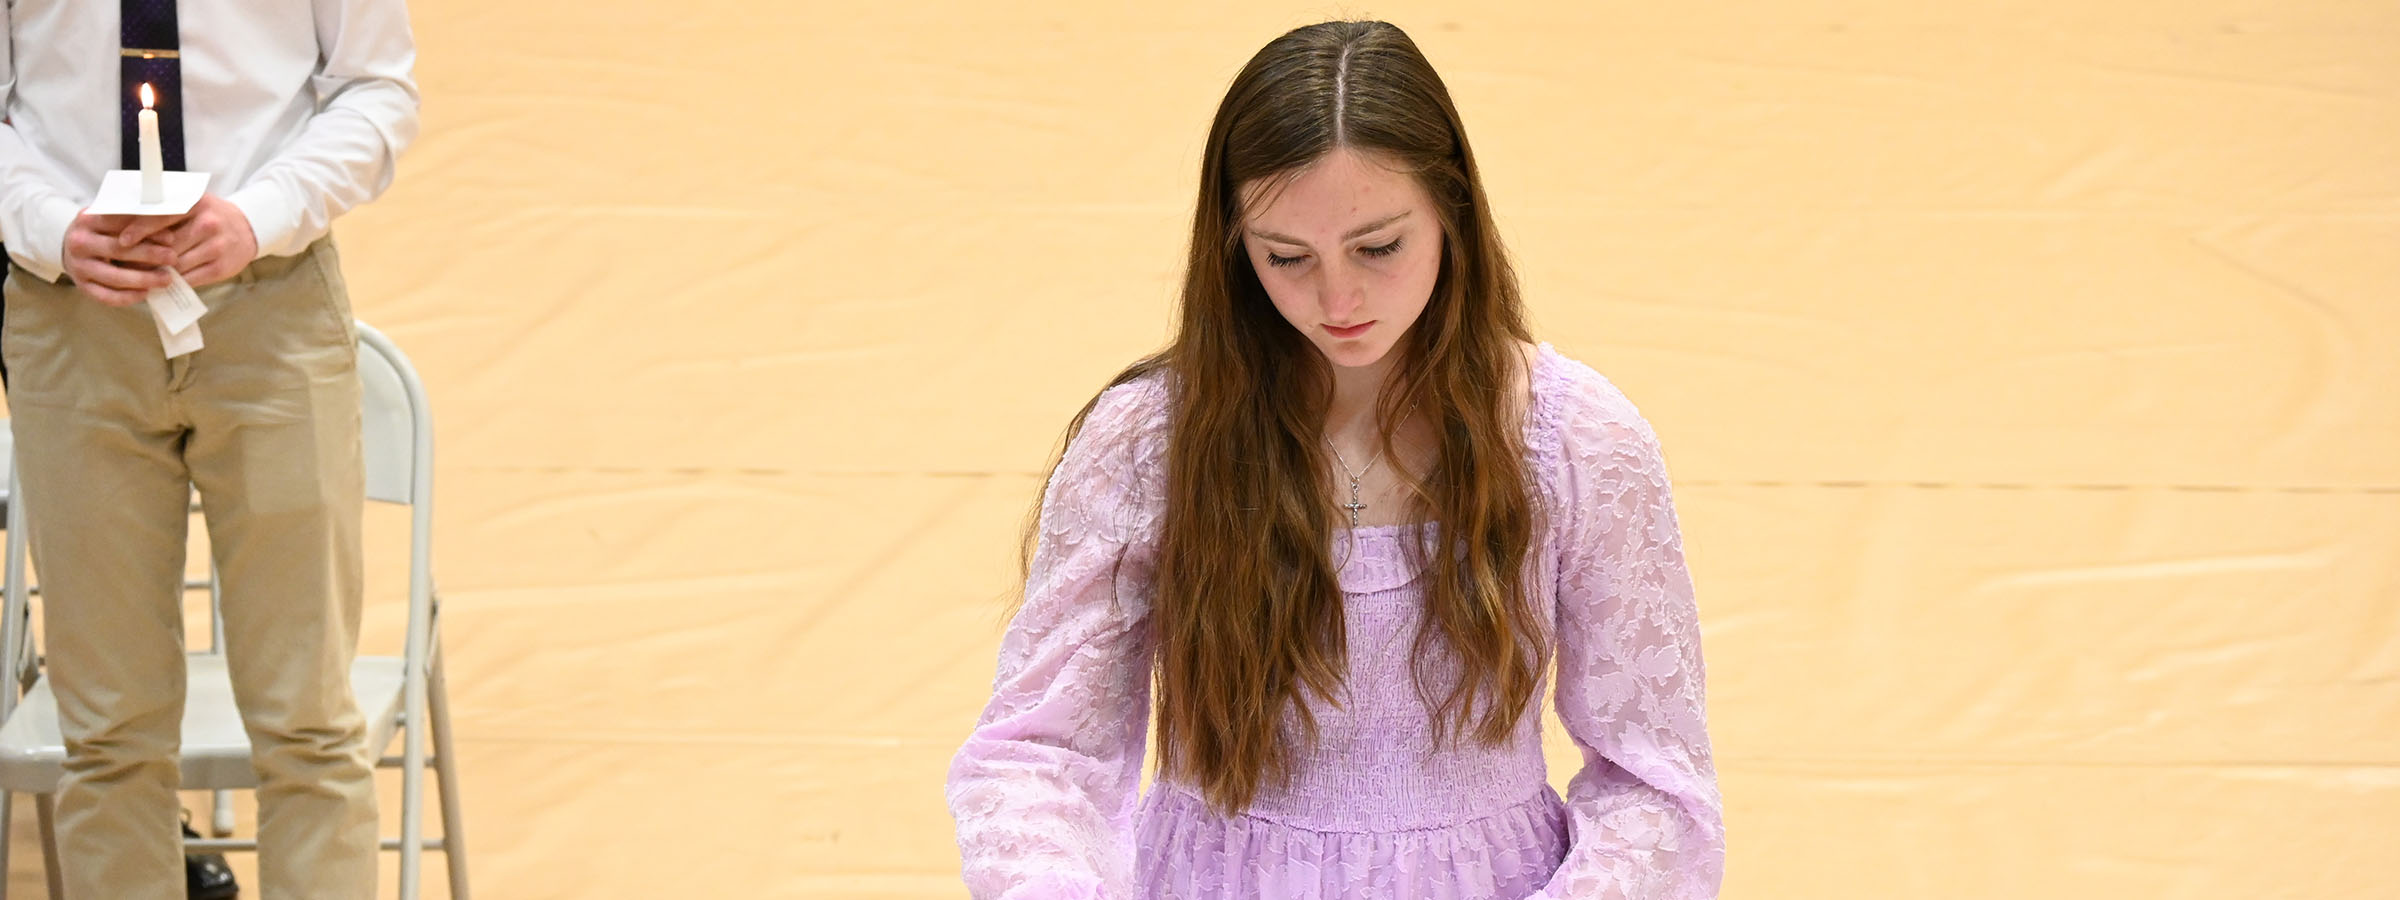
[1024,20,1543,816]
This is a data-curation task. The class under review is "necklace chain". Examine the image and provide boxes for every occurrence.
[1323,404,1415,528]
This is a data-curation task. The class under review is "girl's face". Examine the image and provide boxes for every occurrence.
[1240,148,1444,372]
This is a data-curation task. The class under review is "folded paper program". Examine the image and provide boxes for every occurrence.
[147,269,205,358]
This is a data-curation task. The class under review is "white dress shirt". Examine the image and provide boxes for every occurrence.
[0,0,419,283]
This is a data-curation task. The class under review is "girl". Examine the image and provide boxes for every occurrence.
[949,20,1724,899]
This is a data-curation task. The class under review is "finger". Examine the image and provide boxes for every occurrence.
[183,247,247,288]
[116,214,188,249]
[135,221,182,245]
[121,214,190,247]
[65,229,114,262]
[88,286,151,307]
[159,221,203,255]
[69,271,152,307]
[73,257,171,293]
[106,240,177,268]
[76,212,133,236]
[181,263,231,289]
[85,266,169,294]
[175,236,224,275]
[65,230,167,271]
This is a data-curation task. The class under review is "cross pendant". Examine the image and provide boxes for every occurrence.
[1343,478,1367,527]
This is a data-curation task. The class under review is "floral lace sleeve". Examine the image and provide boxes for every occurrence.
[1533,369,1727,899]
[946,378,1167,900]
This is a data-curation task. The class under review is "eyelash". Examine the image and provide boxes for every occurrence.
[1267,238,1404,268]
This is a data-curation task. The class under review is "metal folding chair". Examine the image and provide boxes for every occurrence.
[0,321,470,898]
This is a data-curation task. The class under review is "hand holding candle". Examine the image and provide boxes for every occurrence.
[138,83,164,204]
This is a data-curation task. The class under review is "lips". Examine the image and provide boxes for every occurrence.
[1323,321,1375,339]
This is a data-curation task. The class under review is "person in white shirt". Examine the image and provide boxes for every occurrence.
[0,2,419,897]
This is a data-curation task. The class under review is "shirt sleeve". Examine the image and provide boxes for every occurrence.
[0,4,85,282]
[946,380,1165,900]
[1532,378,1727,900]
[225,0,420,258]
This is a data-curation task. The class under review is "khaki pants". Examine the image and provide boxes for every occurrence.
[2,240,376,899]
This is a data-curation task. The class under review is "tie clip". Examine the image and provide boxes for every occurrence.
[119,48,181,59]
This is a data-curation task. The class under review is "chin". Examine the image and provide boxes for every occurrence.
[1315,336,1399,370]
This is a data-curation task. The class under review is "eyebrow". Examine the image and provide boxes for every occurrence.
[1246,211,1412,247]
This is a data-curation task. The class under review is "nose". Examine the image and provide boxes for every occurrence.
[1317,257,1366,322]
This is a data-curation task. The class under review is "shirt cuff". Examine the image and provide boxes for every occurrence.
[226,180,303,260]
[6,195,82,284]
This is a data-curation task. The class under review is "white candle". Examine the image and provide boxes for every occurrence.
[138,83,163,204]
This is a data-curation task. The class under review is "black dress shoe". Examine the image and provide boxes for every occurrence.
[182,822,240,900]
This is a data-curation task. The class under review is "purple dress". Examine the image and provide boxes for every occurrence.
[947,345,1725,899]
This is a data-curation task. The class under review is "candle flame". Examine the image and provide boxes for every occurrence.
[139,83,156,110]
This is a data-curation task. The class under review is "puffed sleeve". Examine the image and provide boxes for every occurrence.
[946,378,1168,900]
[1532,370,1726,899]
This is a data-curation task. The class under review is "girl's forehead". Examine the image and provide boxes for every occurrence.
[1241,149,1428,231]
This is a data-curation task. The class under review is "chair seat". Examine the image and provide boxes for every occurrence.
[0,653,407,793]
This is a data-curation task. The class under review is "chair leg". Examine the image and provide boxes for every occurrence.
[399,698,424,899]
[429,657,470,900]
[34,793,62,900]
[429,653,469,899]
[0,790,13,900]
[209,788,233,837]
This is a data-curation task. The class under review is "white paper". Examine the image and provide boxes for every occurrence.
[147,269,206,333]
[87,170,210,216]
[151,308,203,358]
[147,270,205,359]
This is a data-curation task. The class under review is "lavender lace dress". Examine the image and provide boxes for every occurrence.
[947,345,1725,899]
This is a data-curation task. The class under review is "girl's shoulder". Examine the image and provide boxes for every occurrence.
[1044,368,1174,529]
[1525,342,1665,467]
[1076,367,1174,456]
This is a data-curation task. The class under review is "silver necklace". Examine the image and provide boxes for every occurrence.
[1323,406,1414,527]
[1324,437,1389,528]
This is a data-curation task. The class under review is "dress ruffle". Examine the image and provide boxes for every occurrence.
[1135,785,1570,900]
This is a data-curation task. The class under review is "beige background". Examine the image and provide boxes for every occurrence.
[8,0,2398,897]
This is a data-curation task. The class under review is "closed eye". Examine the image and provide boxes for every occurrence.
[1267,238,1400,268]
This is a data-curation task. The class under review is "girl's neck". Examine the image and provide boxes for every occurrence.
[1323,352,1402,443]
